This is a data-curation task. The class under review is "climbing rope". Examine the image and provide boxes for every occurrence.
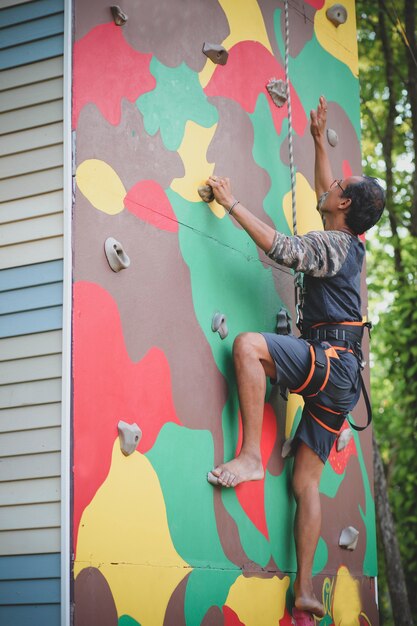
[284,0,297,237]
[283,0,304,330]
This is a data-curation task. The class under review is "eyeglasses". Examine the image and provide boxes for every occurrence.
[330,179,345,193]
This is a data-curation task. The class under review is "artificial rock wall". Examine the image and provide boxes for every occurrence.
[71,1,378,624]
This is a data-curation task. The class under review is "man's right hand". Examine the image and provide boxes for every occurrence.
[310,95,327,141]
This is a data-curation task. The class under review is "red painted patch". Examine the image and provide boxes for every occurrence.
[304,0,325,8]
[223,605,245,626]
[327,421,357,474]
[204,41,307,136]
[73,281,181,550]
[72,23,155,128]
[234,404,277,539]
[124,180,178,232]
[279,608,294,625]
[342,159,353,179]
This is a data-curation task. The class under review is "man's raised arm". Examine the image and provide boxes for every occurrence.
[310,96,334,200]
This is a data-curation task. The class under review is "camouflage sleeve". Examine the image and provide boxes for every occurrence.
[267,230,354,277]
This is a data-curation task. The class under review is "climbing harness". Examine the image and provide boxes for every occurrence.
[296,322,373,432]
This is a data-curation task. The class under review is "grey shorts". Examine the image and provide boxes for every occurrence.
[260,332,361,463]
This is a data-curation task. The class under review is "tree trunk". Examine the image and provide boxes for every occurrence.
[373,433,413,625]
[377,0,403,276]
[404,0,417,236]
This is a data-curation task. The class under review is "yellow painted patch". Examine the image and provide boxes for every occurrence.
[286,394,304,439]
[332,566,362,625]
[314,0,358,77]
[170,121,225,218]
[199,0,273,88]
[74,440,189,626]
[283,172,323,235]
[76,159,126,214]
[225,574,289,625]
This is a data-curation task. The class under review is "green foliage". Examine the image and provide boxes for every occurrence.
[357,1,417,623]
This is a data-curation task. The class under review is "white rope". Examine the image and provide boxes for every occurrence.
[283,0,304,329]
[284,0,297,236]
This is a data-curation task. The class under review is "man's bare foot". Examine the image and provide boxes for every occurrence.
[294,580,325,618]
[208,452,264,487]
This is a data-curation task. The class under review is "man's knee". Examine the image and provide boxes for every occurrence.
[233,332,265,362]
[292,444,323,501]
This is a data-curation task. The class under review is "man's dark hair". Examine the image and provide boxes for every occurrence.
[342,176,385,235]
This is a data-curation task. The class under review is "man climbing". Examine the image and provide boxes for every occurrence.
[206,96,385,621]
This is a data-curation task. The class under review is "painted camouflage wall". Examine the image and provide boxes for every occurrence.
[71,1,379,624]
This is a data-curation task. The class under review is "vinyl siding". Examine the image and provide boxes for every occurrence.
[0,0,65,623]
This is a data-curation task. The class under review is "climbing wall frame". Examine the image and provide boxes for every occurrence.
[71,1,379,624]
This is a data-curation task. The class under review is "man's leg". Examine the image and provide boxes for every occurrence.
[292,442,326,617]
[209,332,276,487]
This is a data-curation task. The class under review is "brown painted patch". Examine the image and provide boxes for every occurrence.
[76,100,184,191]
[75,0,230,73]
[212,488,252,567]
[74,193,227,438]
[74,567,118,626]
[208,96,274,228]
[359,576,379,624]
[280,0,316,58]
[320,455,368,576]
[280,101,362,190]
[201,605,225,626]
[163,573,190,626]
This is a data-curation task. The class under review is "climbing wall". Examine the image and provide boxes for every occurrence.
[71,1,379,624]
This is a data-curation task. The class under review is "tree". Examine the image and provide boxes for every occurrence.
[357,1,417,623]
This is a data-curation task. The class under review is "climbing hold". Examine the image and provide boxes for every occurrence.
[266,78,287,108]
[337,427,353,451]
[281,438,293,459]
[211,312,228,340]
[326,4,348,27]
[276,307,292,335]
[118,420,142,456]
[110,5,128,25]
[202,42,228,65]
[339,526,359,550]
[327,128,339,147]
[198,184,215,203]
[104,237,131,272]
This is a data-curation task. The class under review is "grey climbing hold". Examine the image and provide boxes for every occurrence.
[212,312,228,340]
[202,42,229,66]
[266,78,287,107]
[110,5,128,25]
[337,427,353,451]
[339,526,359,550]
[276,307,292,335]
[118,420,142,456]
[281,438,293,459]
[104,237,131,272]
[327,128,339,147]
[326,4,348,27]
[198,184,215,203]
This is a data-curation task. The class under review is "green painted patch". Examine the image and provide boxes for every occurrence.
[273,9,360,140]
[320,460,346,498]
[184,568,240,626]
[250,94,292,234]
[137,58,218,151]
[118,616,140,626]
[166,189,284,379]
[146,423,233,569]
